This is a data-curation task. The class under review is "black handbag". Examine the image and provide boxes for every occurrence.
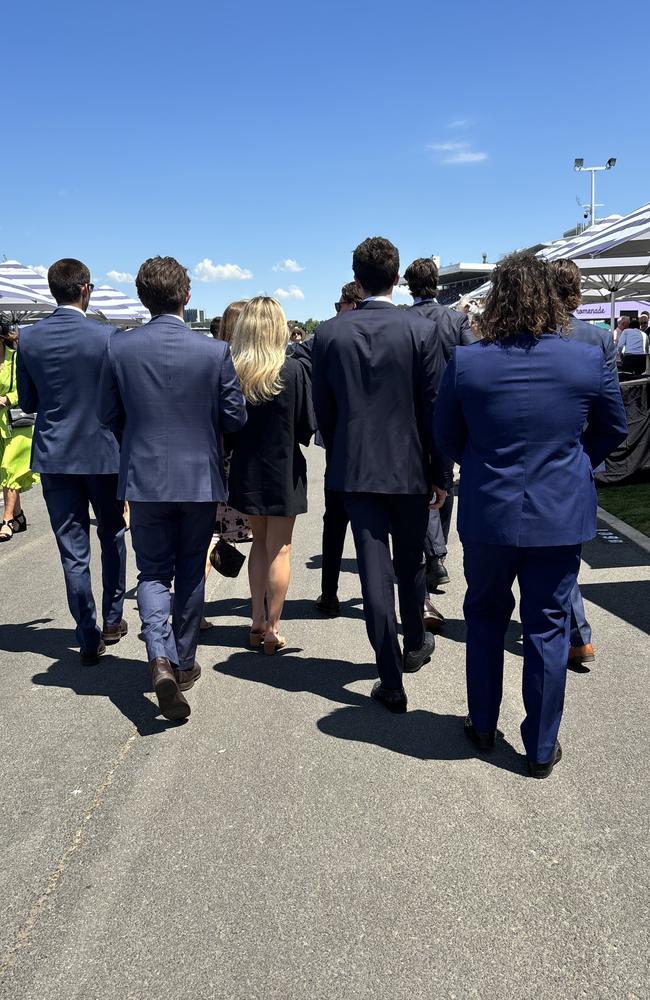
[6,351,35,429]
[209,537,246,578]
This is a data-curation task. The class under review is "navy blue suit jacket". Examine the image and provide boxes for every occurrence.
[312,300,447,494]
[409,299,475,361]
[566,316,617,373]
[434,334,627,547]
[97,315,247,502]
[16,307,120,475]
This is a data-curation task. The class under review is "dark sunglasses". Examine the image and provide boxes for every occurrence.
[334,301,342,313]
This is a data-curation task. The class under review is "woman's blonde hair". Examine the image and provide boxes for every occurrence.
[220,299,248,344]
[231,296,289,403]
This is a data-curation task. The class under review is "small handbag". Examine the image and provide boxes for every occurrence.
[6,351,35,429]
[209,536,246,578]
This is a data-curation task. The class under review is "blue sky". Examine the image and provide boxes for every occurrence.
[3,0,647,320]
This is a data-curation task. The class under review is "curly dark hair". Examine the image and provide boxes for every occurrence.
[352,237,399,295]
[403,258,439,299]
[340,281,362,305]
[550,259,582,315]
[135,256,190,316]
[479,253,568,342]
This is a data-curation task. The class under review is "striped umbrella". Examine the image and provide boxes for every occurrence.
[0,260,56,305]
[88,285,150,324]
[0,274,54,313]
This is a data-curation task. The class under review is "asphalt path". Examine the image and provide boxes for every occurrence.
[0,446,648,1000]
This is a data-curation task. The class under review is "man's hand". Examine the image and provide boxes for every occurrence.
[429,485,447,510]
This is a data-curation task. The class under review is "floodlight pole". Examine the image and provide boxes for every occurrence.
[574,159,616,225]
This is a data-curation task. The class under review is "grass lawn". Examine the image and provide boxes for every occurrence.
[597,483,650,538]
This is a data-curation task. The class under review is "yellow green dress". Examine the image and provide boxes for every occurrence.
[0,347,39,493]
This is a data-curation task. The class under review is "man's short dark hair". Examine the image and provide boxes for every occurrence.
[210,315,222,338]
[550,259,582,314]
[135,256,190,315]
[340,281,362,305]
[48,258,91,305]
[352,237,399,295]
[403,258,439,299]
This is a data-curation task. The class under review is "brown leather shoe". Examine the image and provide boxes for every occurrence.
[102,619,128,644]
[150,657,191,721]
[175,661,201,692]
[423,597,445,633]
[568,643,595,667]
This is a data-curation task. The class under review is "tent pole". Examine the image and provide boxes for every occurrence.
[610,288,616,332]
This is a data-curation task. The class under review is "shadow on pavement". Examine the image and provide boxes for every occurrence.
[437,617,523,657]
[0,618,175,736]
[318,705,525,775]
[305,554,358,574]
[214,651,376,707]
[203,595,365,628]
[582,522,649,570]
[580,580,650,636]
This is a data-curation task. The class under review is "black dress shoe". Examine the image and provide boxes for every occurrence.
[80,640,106,666]
[464,715,496,751]
[427,556,450,590]
[102,619,128,644]
[371,681,407,713]
[150,657,191,721]
[528,742,562,779]
[315,594,340,617]
[175,661,201,692]
[403,632,435,673]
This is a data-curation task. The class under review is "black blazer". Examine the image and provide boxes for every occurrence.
[312,300,446,494]
[409,299,475,361]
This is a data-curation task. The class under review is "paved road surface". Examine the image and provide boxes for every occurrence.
[0,447,648,999]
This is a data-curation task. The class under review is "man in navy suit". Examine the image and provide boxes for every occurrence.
[98,257,247,721]
[435,252,627,776]
[551,258,618,671]
[406,257,475,600]
[312,237,447,713]
[17,259,127,665]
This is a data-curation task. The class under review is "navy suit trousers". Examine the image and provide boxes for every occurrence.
[40,474,126,652]
[130,501,217,669]
[320,486,350,598]
[463,542,581,763]
[345,493,429,691]
[569,582,592,647]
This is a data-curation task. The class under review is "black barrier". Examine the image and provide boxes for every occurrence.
[596,376,650,485]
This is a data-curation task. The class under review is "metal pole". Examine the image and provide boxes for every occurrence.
[590,170,596,226]
[610,288,616,334]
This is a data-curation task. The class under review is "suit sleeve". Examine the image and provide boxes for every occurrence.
[583,357,628,469]
[458,313,476,346]
[601,330,617,373]
[218,345,247,433]
[311,331,336,452]
[434,350,468,465]
[16,342,38,414]
[97,336,125,439]
[294,360,316,446]
[420,328,448,485]
[287,338,313,379]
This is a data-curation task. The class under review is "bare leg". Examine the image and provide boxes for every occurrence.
[264,516,296,640]
[248,516,269,633]
[3,488,20,520]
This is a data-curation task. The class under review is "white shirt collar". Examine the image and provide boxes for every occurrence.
[364,295,395,305]
[58,305,86,317]
[412,296,437,305]
[158,313,186,324]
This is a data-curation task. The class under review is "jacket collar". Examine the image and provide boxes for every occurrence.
[357,300,397,310]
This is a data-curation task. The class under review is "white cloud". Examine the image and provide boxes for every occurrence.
[428,140,488,165]
[394,285,412,298]
[193,259,253,282]
[273,258,305,273]
[30,264,49,278]
[107,269,135,284]
[274,285,305,301]
[449,118,471,128]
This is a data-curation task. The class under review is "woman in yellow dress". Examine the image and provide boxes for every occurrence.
[0,319,39,542]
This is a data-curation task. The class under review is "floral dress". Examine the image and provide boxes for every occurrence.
[214,454,252,542]
[0,348,39,493]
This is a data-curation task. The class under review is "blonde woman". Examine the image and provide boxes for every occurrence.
[228,297,315,654]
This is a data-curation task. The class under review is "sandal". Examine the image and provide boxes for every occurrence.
[263,633,287,656]
[12,511,27,533]
[0,519,14,542]
[250,628,265,649]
